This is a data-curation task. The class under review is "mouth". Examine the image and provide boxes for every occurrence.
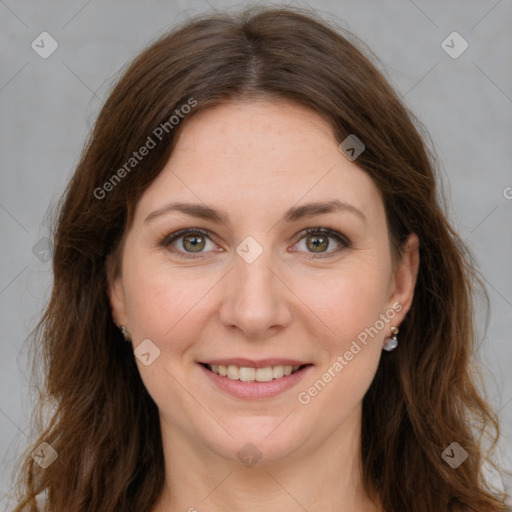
[198,360,313,399]
[200,362,310,382]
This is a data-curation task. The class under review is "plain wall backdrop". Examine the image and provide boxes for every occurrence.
[1,0,511,508]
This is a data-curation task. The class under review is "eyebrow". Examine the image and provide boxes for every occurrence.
[143,199,366,225]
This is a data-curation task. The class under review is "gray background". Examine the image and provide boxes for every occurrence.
[1,0,511,508]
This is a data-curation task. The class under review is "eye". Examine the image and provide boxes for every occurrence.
[292,227,350,259]
[162,228,218,258]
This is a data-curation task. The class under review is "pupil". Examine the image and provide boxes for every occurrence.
[308,234,327,252]
[185,234,204,252]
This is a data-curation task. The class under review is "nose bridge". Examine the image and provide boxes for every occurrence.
[218,237,291,338]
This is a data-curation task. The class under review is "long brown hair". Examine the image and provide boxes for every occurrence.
[12,6,510,511]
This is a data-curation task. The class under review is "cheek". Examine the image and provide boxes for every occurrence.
[120,254,216,423]
[298,257,391,410]
[295,268,389,430]
[307,260,392,349]
[121,252,217,347]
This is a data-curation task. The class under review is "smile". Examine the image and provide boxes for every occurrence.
[204,363,306,382]
[199,362,313,399]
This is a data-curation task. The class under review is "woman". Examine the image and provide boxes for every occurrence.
[13,6,510,512]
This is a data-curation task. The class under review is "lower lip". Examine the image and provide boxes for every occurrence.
[199,364,313,399]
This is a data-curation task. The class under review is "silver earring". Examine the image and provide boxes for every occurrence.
[120,325,130,341]
[383,326,399,351]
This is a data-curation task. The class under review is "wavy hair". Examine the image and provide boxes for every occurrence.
[13,6,509,511]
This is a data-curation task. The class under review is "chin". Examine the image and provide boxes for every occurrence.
[197,415,309,466]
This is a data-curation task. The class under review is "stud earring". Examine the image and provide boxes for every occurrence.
[120,324,131,341]
[383,326,399,351]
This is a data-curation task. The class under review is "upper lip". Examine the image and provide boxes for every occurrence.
[200,358,311,368]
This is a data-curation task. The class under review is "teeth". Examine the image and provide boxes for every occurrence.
[254,367,273,382]
[273,365,284,379]
[207,364,303,382]
[227,365,240,380]
[239,367,255,381]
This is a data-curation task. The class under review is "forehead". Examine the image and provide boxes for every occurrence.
[133,100,384,228]
[174,99,337,172]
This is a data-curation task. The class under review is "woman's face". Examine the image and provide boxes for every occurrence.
[109,99,418,465]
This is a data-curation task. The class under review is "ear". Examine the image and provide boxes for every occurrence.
[386,233,420,322]
[106,253,128,327]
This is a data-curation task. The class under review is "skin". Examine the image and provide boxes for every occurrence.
[109,99,419,512]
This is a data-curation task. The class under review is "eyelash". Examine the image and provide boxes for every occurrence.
[161,227,351,260]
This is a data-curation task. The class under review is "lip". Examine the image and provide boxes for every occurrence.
[199,358,309,368]
[198,362,313,399]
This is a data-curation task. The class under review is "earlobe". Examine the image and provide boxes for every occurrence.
[388,233,420,319]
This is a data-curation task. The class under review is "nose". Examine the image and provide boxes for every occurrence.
[218,247,292,341]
